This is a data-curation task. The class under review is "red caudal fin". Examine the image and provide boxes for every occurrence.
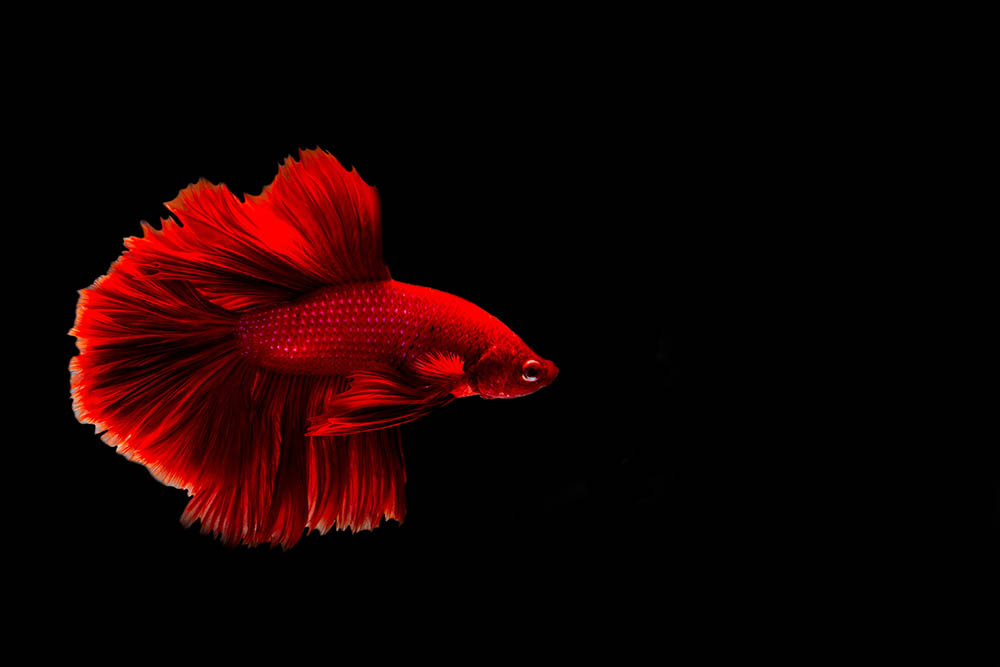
[70,149,405,547]
[306,367,455,437]
[71,257,406,547]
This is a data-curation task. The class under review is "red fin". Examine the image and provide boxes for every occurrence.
[124,148,389,312]
[70,148,406,547]
[302,428,406,536]
[73,286,406,547]
[179,373,408,545]
[411,351,467,389]
[174,374,407,547]
[72,268,406,545]
[306,368,454,437]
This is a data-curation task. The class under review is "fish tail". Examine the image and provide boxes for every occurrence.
[70,149,405,547]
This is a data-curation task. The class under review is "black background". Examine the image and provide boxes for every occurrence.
[11,24,993,663]
[19,21,998,651]
[27,92,712,610]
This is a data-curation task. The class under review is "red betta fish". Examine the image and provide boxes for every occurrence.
[70,148,557,548]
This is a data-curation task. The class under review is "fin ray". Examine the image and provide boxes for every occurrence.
[411,351,467,387]
[70,147,407,547]
[127,148,389,313]
[306,367,455,437]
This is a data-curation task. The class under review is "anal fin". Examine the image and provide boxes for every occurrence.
[306,367,455,437]
[305,427,407,535]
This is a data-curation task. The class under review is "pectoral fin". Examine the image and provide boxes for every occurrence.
[410,351,472,395]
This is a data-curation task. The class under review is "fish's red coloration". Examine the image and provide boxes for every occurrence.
[70,148,557,548]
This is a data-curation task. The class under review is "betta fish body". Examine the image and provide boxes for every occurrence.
[70,148,556,548]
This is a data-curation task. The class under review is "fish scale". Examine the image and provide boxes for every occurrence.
[236,280,507,375]
[70,147,556,547]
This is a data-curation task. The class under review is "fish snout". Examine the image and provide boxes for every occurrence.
[541,359,559,387]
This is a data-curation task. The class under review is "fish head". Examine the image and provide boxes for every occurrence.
[469,341,558,399]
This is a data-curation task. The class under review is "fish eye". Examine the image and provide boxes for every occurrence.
[522,359,542,382]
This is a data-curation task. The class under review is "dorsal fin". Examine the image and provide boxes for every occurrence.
[125,148,390,312]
